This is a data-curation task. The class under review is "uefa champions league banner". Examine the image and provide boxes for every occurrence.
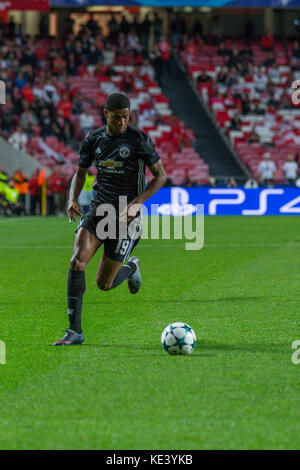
[143,187,300,216]
[49,0,300,7]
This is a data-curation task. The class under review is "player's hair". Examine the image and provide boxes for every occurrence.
[105,93,130,111]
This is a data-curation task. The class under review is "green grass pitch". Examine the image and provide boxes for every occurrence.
[0,215,300,450]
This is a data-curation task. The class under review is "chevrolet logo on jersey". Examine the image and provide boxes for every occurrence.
[100,159,123,168]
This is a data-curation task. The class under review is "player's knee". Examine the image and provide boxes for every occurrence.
[96,278,112,291]
[70,255,86,271]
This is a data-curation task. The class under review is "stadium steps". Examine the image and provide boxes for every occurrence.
[0,137,49,177]
[161,55,249,179]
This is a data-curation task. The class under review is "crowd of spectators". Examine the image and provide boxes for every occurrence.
[0,12,206,212]
[2,12,300,218]
[0,166,70,216]
[178,25,300,184]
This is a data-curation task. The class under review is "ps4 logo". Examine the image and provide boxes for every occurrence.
[208,189,300,215]
[152,187,300,216]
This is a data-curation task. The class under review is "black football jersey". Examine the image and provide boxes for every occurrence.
[78,125,160,214]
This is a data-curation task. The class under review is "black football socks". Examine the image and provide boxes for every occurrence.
[67,269,86,334]
[111,261,136,289]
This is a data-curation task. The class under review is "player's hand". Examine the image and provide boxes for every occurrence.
[67,201,82,224]
[119,201,142,223]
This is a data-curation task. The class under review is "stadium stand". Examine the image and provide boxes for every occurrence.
[0,20,210,197]
[179,36,300,183]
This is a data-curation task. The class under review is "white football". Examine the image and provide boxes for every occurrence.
[161,322,196,355]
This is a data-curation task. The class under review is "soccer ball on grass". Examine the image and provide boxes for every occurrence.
[161,322,196,355]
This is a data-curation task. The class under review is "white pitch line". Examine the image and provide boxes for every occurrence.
[1,242,300,249]
[0,217,37,223]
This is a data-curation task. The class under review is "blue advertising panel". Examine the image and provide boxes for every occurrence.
[142,187,300,216]
[50,0,300,7]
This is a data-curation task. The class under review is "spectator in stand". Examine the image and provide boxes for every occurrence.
[122,72,134,93]
[72,92,86,115]
[261,31,274,51]
[292,40,300,67]
[57,108,74,144]
[15,71,27,91]
[102,44,115,66]
[2,178,24,216]
[116,32,127,57]
[39,108,56,137]
[247,128,260,144]
[197,68,211,84]
[119,14,130,37]
[217,41,230,57]
[139,58,155,81]
[254,67,269,93]
[267,91,280,110]
[141,13,152,49]
[264,52,276,67]
[79,108,95,134]
[51,53,67,77]
[241,93,251,115]
[282,154,298,186]
[47,169,67,216]
[13,168,28,212]
[1,97,17,135]
[244,178,258,188]
[227,177,238,188]
[20,47,37,70]
[229,112,242,132]
[0,117,6,139]
[217,67,228,85]
[153,12,163,44]
[86,43,102,75]
[193,18,203,39]
[127,27,141,56]
[66,53,78,76]
[149,45,163,87]
[253,101,266,115]
[129,110,139,129]
[21,81,34,104]
[42,78,60,105]
[108,15,120,42]
[258,152,276,186]
[244,17,255,41]
[58,93,72,120]
[0,167,9,197]
[295,150,300,167]
[158,36,171,80]
[77,169,95,215]
[226,48,242,68]
[29,168,41,215]
[280,92,291,110]
[8,125,28,151]
[268,62,281,83]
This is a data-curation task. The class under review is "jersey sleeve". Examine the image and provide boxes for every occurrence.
[77,133,94,169]
[139,133,160,167]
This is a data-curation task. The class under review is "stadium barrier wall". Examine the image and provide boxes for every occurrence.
[0,138,49,178]
[144,187,300,216]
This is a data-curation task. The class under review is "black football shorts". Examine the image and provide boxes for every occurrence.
[76,212,142,262]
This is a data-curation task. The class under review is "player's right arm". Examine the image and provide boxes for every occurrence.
[68,131,94,223]
[67,167,87,223]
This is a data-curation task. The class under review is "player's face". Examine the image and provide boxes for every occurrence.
[104,108,130,135]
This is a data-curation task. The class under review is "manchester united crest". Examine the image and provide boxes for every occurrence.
[119,146,131,158]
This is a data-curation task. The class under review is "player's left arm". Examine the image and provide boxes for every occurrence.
[120,160,167,222]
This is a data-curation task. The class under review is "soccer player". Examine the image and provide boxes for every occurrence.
[53,92,167,345]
